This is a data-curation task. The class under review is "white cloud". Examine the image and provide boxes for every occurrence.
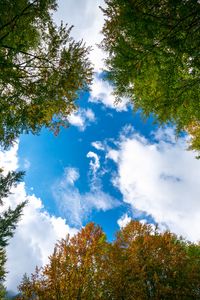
[89,75,129,111]
[84,108,96,121]
[23,158,31,170]
[91,141,105,151]
[68,112,84,129]
[54,2,129,111]
[6,185,77,293]
[153,127,177,143]
[117,214,131,228]
[106,149,119,163]
[62,167,79,186]
[0,145,76,294]
[68,108,95,131]
[52,166,119,226]
[54,0,106,71]
[87,151,100,174]
[107,126,200,242]
[0,142,19,173]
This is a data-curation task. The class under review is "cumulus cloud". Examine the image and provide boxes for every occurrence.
[0,145,76,293]
[6,186,77,293]
[52,166,119,226]
[89,75,129,111]
[107,126,200,242]
[68,108,95,131]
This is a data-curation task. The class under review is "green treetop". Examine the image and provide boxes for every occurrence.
[0,0,93,148]
[101,0,200,155]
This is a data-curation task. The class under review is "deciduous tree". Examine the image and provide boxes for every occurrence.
[101,0,200,155]
[113,221,200,299]
[18,223,109,299]
[0,0,92,148]
[17,221,200,299]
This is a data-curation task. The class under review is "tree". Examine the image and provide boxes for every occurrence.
[0,0,93,148]
[0,170,26,293]
[101,0,200,155]
[18,223,109,300]
[17,221,200,299]
[113,221,200,299]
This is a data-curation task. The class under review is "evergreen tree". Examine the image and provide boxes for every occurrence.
[0,170,26,293]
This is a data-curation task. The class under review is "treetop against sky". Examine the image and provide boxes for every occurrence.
[0,0,199,295]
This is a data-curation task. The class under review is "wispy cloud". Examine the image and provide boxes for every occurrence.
[62,167,80,186]
[52,166,119,226]
[87,151,100,174]
[91,141,105,151]
[23,158,31,170]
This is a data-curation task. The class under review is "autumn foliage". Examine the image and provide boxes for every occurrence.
[17,221,200,299]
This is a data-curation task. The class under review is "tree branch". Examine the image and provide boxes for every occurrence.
[0,44,55,66]
[0,0,38,32]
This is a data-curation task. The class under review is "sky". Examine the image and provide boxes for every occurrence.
[1,0,200,295]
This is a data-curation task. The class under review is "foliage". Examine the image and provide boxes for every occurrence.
[0,169,26,294]
[17,223,109,299]
[17,221,200,299]
[0,170,26,248]
[0,0,93,148]
[187,121,200,158]
[111,221,200,299]
[101,0,200,155]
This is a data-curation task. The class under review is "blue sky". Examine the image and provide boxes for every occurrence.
[1,0,200,294]
[17,92,155,239]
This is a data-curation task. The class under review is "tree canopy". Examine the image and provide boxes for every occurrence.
[17,221,200,299]
[0,0,92,148]
[101,0,200,155]
[0,170,26,294]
